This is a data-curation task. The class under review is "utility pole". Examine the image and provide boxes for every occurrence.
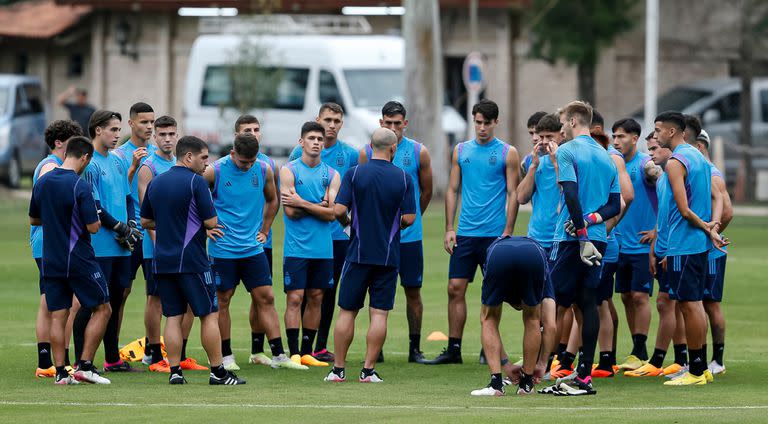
[737,0,755,201]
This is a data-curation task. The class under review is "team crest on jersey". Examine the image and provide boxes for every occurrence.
[403,155,412,167]
[321,166,330,187]
[252,174,260,187]
[489,152,498,166]
[336,154,345,167]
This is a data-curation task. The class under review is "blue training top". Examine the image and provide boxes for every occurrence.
[603,145,624,263]
[140,152,175,260]
[616,151,657,255]
[30,154,63,259]
[114,140,157,222]
[83,149,131,258]
[654,172,671,257]
[522,152,559,249]
[665,143,712,256]
[258,152,276,249]
[456,138,510,237]
[708,162,727,260]
[282,159,336,259]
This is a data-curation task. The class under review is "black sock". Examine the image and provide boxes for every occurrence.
[490,373,503,390]
[409,334,421,352]
[181,339,188,361]
[519,372,533,390]
[286,328,300,356]
[144,337,150,356]
[630,333,648,360]
[448,337,462,354]
[268,337,284,357]
[251,332,265,354]
[649,348,666,368]
[596,351,613,371]
[170,365,182,376]
[72,307,91,363]
[316,284,337,352]
[78,359,94,372]
[301,328,317,355]
[673,344,688,366]
[559,351,576,370]
[55,365,68,379]
[212,364,227,378]
[37,342,53,369]
[610,348,617,366]
[64,348,71,366]
[361,367,375,377]
[557,343,568,357]
[222,339,232,357]
[103,284,125,364]
[332,366,345,377]
[689,347,706,376]
[713,343,724,366]
[150,343,164,364]
[546,352,555,370]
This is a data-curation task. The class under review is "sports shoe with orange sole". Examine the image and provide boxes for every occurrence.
[549,364,573,379]
[590,365,615,378]
[662,363,683,376]
[301,354,329,367]
[624,363,664,377]
[149,359,170,373]
[36,366,55,378]
[180,357,208,370]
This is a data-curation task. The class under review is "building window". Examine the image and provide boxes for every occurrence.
[16,53,28,75]
[68,54,84,78]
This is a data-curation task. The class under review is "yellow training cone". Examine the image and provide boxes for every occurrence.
[427,331,449,341]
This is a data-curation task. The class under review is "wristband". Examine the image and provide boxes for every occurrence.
[576,227,589,241]
[584,212,601,225]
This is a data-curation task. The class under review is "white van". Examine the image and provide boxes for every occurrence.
[183,34,466,157]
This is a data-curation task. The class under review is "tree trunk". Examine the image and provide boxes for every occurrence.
[577,61,596,106]
[736,0,755,202]
[403,0,448,194]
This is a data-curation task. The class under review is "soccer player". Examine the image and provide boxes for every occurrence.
[205,133,305,371]
[542,101,621,396]
[141,135,245,385]
[31,120,83,377]
[654,111,724,386]
[76,110,142,373]
[470,236,552,396]
[289,103,358,363]
[611,118,657,372]
[688,129,733,376]
[280,122,341,367]
[428,99,520,365]
[517,112,561,377]
[30,136,111,385]
[324,128,416,383]
[359,101,433,363]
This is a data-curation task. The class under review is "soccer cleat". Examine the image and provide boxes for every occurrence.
[408,349,427,364]
[424,348,462,365]
[517,380,534,395]
[312,349,335,363]
[149,360,171,373]
[209,370,246,385]
[359,370,384,383]
[591,364,614,378]
[549,364,573,379]
[222,355,240,371]
[554,376,596,396]
[537,384,562,395]
[555,372,578,385]
[74,369,111,384]
[549,356,560,371]
[169,372,187,385]
[54,374,80,385]
[624,363,664,377]
[616,355,645,371]
[542,371,552,381]
[141,354,153,366]
[704,370,714,383]
[324,369,345,382]
[301,354,329,367]
[103,360,141,372]
[666,365,690,380]
[663,372,707,386]
[502,378,513,386]
[708,361,726,375]
[270,353,309,370]
[662,363,684,376]
[290,354,303,366]
[470,385,505,396]
[180,358,208,370]
[36,366,56,378]
[249,353,272,366]
[65,365,74,376]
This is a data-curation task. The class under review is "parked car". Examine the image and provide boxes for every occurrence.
[0,75,49,188]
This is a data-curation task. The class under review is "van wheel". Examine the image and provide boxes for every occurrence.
[5,151,21,189]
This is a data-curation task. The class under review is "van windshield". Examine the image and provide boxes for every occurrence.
[344,69,404,108]
[0,87,8,116]
[201,65,309,110]
[632,87,712,117]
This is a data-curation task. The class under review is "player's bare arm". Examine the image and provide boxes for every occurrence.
[502,145,521,237]
[418,145,433,214]
[444,145,461,254]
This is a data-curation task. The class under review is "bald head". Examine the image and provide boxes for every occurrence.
[371,128,397,151]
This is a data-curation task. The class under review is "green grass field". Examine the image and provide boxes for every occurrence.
[1,195,767,423]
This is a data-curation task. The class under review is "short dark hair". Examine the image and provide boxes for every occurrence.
[319,102,344,116]
[75,88,88,96]
[154,115,177,129]
[64,136,93,159]
[645,132,655,141]
[683,114,702,139]
[235,114,259,132]
[654,111,686,132]
[233,133,260,158]
[560,101,592,126]
[591,110,604,128]
[535,113,562,133]
[129,102,154,118]
[472,99,499,121]
[175,136,208,158]
[382,101,406,118]
[527,111,547,128]
[88,110,122,138]
[44,120,83,150]
[611,118,642,136]
[301,121,325,138]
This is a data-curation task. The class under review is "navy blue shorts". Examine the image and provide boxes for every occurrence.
[704,255,726,302]
[667,253,707,302]
[338,262,398,311]
[143,259,159,296]
[615,253,654,295]
[264,248,273,275]
[542,247,555,300]
[211,253,272,292]
[96,256,132,290]
[35,258,44,295]
[128,243,143,281]
[333,240,350,285]
[654,256,671,295]
[156,271,218,317]
[43,265,110,311]
[399,240,424,288]
[448,236,497,282]
[482,239,549,307]
[283,257,334,292]
[549,241,607,308]
[597,261,619,303]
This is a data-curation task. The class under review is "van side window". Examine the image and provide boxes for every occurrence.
[23,84,44,114]
[760,89,768,122]
[319,70,344,108]
[711,92,740,122]
[201,65,309,111]
[13,86,30,116]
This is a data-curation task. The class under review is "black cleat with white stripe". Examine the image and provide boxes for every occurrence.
[169,372,187,385]
[209,370,246,385]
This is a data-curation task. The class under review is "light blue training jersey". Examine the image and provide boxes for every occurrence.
[456,138,510,237]
[522,152,559,249]
[603,145,624,263]
[554,135,621,243]
[708,162,727,260]
[654,172,670,257]
[665,143,712,256]
[83,149,131,257]
[282,159,336,259]
[258,152,276,249]
[30,154,63,259]
[208,156,269,259]
[616,151,657,254]
[291,139,359,241]
[140,152,175,259]
[114,140,157,222]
